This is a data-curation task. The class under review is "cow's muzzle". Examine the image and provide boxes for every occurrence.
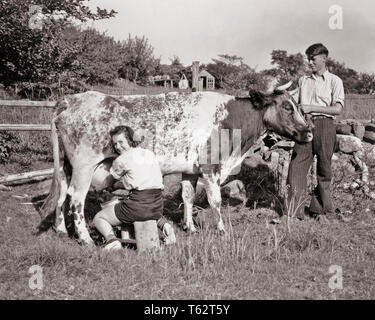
[294,128,313,143]
[305,131,313,142]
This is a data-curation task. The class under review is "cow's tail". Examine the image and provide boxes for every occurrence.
[36,115,66,234]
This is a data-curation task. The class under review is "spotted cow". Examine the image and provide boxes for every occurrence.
[38,82,312,245]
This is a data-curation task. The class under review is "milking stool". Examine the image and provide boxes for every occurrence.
[120,220,160,252]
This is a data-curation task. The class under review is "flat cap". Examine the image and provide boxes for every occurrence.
[305,43,329,58]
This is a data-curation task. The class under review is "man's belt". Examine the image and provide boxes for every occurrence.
[311,115,334,120]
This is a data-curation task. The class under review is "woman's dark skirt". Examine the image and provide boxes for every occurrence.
[114,189,163,224]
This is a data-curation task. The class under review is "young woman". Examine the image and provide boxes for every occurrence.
[93,125,176,251]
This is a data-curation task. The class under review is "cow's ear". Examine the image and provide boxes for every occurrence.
[249,90,273,110]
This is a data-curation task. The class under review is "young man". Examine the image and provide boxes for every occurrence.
[287,43,345,221]
[93,125,176,251]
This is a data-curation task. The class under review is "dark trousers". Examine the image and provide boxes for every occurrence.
[287,118,336,216]
[114,189,163,224]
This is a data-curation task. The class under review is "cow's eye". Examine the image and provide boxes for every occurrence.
[281,101,292,111]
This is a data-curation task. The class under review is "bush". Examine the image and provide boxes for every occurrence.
[0,132,20,164]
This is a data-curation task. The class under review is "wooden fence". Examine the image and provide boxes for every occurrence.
[0,99,55,131]
[1,95,374,132]
[0,99,56,186]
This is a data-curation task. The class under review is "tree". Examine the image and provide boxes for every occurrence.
[326,58,360,93]
[118,35,159,85]
[152,56,185,87]
[265,49,374,94]
[206,54,268,91]
[61,26,123,86]
[0,0,116,97]
[266,50,307,88]
[168,56,185,85]
[357,73,375,94]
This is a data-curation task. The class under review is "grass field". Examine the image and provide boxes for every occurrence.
[1,86,375,300]
[1,167,375,300]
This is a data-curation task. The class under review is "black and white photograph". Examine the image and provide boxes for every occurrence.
[1,0,375,305]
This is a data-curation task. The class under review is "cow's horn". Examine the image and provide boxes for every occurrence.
[275,81,293,91]
[288,87,298,96]
[265,78,278,93]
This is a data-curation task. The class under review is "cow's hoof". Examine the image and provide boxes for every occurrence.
[54,224,68,235]
[188,224,198,233]
[77,237,95,247]
[182,223,197,233]
[218,229,226,237]
[32,228,45,237]
[190,228,198,234]
[32,225,43,236]
[162,223,177,245]
[81,242,95,249]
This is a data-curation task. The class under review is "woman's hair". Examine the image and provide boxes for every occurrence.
[109,125,139,148]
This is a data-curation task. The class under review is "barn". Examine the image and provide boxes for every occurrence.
[198,70,215,90]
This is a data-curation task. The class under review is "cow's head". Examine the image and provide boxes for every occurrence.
[249,82,313,143]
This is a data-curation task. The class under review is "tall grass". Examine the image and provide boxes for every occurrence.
[2,193,374,299]
[338,94,375,121]
[1,135,375,299]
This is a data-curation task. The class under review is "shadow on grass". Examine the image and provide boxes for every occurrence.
[31,190,105,246]
[31,193,48,212]
[228,163,285,216]
[31,162,285,245]
[162,164,284,231]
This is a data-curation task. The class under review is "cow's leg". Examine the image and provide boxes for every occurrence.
[55,171,69,234]
[181,174,199,232]
[201,172,225,232]
[67,166,95,245]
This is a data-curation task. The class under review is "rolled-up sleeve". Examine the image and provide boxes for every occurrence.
[331,76,345,107]
[291,77,303,103]
[110,156,127,180]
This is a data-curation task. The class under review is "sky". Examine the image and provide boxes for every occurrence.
[84,0,375,73]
